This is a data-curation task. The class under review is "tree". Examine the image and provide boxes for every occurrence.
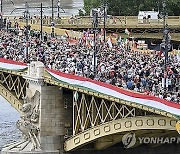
[83,0,100,15]
[83,0,180,16]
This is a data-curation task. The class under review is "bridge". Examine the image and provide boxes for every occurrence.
[0,58,179,154]
[11,16,180,41]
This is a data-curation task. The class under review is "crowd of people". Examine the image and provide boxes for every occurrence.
[0,25,179,103]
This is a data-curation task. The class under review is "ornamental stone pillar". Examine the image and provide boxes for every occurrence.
[2,61,66,154]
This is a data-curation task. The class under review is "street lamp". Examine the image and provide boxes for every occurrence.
[57,0,61,18]
[40,3,43,40]
[163,0,167,94]
[161,0,172,95]
[162,0,167,29]
[0,0,2,14]
[24,2,30,61]
[92,10,98,76]
[51,0,55,37]
[161,26,172,93]
[102,0,107,43]
[0,0,2,29]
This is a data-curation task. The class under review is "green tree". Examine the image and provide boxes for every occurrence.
[83,0,101,15]
[83,0,180,16]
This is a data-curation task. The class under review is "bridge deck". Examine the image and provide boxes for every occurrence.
[13,16,180,29]
[12,16,180,41]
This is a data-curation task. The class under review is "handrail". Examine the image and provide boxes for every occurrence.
[5,16,180,28]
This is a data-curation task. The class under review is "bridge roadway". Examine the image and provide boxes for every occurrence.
[11,16,180,41]
[0,60,179,154]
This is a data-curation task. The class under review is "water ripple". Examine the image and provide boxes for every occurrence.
[0,97,21,149]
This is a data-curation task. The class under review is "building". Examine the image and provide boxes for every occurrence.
[138,11,159,23]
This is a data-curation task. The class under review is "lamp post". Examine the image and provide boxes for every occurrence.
[51,0,54,37]
[57,0,61,18]
[102,0,106,43]
[162,0,167,29]
[1,0,3,14]
[0,0,2,29]
[25,2,30,61]
[162,27,169,93]
[163,0,167,94]
[40,3,43,40]
[92,10,98,76]
[0,0,2,14]
[161,0,171,95]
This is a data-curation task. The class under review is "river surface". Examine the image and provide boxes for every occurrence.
[0,0,83,150]
[3,0,83,16]
[0,96,21,150]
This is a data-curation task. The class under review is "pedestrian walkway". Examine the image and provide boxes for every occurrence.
[18,21,82,38]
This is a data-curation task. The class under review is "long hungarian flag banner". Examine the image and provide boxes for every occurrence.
[0,58,179,119]
[47,69,180,118]
[0,58,27,71]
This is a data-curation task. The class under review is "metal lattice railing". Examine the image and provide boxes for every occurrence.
[73,91,150,135]
[0,71,27,100]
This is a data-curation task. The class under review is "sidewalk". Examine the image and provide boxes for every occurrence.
[18,22,83,39]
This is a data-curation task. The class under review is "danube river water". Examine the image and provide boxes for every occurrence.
[0,0,83,151]
[3,0,83,16]
[0,96,21,150]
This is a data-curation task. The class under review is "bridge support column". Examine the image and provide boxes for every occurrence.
[2,62,67,154]
[39,86,65,153]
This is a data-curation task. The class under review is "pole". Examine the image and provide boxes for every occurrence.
[58,0,60,18]
[1,0,2,14]
[51,0,54,37]
[40,3,43,40]
[163,0,166,29]
[25,2,29,61]
[0,0,2,29]
[58,5,60,18]
[103,0,106,42]
[162,0,168,95]
[93,28,96,76]
[164,29,169,94]
[93,11,98,76]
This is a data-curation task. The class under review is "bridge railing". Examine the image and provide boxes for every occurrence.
[5,16,180,28]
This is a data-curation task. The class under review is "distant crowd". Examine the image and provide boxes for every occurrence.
[0,24,179,103]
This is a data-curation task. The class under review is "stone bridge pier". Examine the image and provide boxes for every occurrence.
[2,62,72,154]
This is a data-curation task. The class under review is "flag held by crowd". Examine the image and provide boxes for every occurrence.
[107,35,113,48]
[67,38,79,46]
[125,28,130,35]
[65,30,69,37]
